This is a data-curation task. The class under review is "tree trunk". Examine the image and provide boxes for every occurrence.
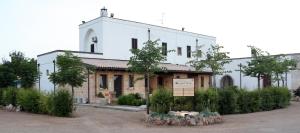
[257,75,261,89]
[71,86,74,98]
[277,73,280,87]
[146,73,150,114]
[213,74,216,88]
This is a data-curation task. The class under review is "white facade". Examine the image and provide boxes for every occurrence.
[216,54,300,90]
[79,13,216,65]
[37,8,216,92]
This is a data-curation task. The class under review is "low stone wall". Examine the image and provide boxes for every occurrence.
[145,111,223,126]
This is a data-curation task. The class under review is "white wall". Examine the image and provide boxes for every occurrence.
[37,51,104,92]
[79,17,216,65]
[215,55,300,90]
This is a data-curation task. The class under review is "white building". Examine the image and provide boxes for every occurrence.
[37,7,300,103]
[216,54,300,90]
[37,8,214,103]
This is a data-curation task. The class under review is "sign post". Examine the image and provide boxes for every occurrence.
[173,78,195,96]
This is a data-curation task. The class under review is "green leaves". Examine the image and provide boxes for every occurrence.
[49,52,86,93]
[0,51,38,88]
[242,46,296,87]
[128,40,169,75]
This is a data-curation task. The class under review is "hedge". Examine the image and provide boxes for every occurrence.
[0,87,74,117]
[117,93,146,106]
[149,87,291,115]
[150,88,173,113]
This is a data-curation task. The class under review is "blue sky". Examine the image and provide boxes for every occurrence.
[1,0,300,59]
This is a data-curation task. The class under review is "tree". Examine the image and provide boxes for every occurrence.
[0,62,16,88]
[49,52,86,97]
[128,40,171,114]
[271,55,296,87]
[189,44,231,87]
[242,46,296,89]
[242,46,274,89]
[0,51,38,88]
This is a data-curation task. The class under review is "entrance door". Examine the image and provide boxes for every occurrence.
[114,75,123,97]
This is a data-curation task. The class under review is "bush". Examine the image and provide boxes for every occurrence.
[237,89,261,113]
[150,88,173,113]
[172,97,193,111]
[117,93,145,106]
[260,88,275,111]
[17,89,41,113]
[293,87,300,97]
[2,87,17,106]
[38,93,52,114]
[195,89,219,112]
[218,87,239,114]
[267,87,291,109]
[52,90,73,117]
[0,88,4,105]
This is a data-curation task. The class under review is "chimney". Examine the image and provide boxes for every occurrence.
[251,48,257,57]
[100,7,108,17]
[82,21,85,24]
[181,27,185,31]
[110,13,114,18]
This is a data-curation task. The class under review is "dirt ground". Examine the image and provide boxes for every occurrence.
[1,102,300,133]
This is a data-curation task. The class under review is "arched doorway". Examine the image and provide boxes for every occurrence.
[220,75,234,88]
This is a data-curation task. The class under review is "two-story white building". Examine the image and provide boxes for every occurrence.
[37,8,215,103]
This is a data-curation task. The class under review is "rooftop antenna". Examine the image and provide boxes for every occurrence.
[160,12,165,25]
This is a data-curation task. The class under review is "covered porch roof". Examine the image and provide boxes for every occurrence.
[81,57,212,74]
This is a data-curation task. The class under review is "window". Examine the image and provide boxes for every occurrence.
[187,45,191,58]
[158,76,163,86]
[144,75,148,87]
[131,38,138,49]
[46,70,49,76]
[129,75,134,87]
[177,47,182,56]
[99,74,107,89]
[90,44,95,53]
[162,42,167,56]
[201,76,204,87]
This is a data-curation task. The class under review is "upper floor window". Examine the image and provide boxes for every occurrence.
[90,44,95,53]
[177,47,182,56]
[129,75,134,87]
[187,45,191,58]
[131,38,138,49]
[162,42,167,56]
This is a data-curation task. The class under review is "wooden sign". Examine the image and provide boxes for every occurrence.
[173,78,194,96]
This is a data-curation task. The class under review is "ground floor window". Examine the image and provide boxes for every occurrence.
[129,75,134,87]
[100,74,107,89]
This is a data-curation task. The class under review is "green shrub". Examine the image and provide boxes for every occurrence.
[218,87,239,114]
[248,90,261,112]
[260,88,275,111]
[237,89,261,113]
[52,90,73,117]
[117,93,145,106]
[2,87,17,106]
[195,89,219,112]
[150,88,173,113]
[172,97,193,111]
[38,93,52,114]
[268,87,291,109]
[17,89,41,113]
[0,88,4,105]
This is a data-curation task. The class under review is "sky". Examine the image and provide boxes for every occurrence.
[0,0,300,59]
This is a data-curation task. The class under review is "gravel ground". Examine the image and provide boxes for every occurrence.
[1,102,300,133]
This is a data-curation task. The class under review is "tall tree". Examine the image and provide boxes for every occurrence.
[189,44,231,87]
[272,55,296,87]
[128,40,171,114]
[49,52,86,97]
[243,46,273,89]
[0,51,38,88]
